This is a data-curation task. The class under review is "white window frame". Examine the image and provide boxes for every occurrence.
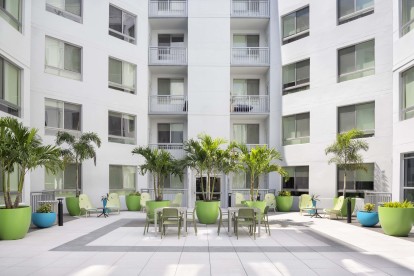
[402,65,414,120]
[401,0,414,36]
[337,163,375,194]
[108,4,136,44]
[108,111,136,145]
[337,0,374,25]
[109,164,137,194]
[0,55,21,117]
[44,98,82,136]
[44,164,81,196]
[403,153,414,201]
[108,57,137,94]
[281,6,310,44]
[282,166,309,193]
[45,0,83,23]
[0,0,22,32]
[337,101,375,137]
[282,59,310,95]
[282,113,310,146]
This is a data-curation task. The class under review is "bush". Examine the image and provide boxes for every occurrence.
[36,203,52,213]
[278,190,291,197]
[363,203,375,212]
[129,191,141,196]
[382,200,413,208]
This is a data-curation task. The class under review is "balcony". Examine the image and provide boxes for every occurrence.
[149,1,187,17]
[231,47,269,66]
[231,0,269,18]
[230,95,269,114]
[149,143,186,159]
[149,95,187,114]
[149,47,187,65]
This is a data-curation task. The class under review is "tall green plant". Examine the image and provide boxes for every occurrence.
[325,129,369,197]
[55,131,101,197]
[231,143,288,201]
[132,146,181,201]
[0,117,63,209]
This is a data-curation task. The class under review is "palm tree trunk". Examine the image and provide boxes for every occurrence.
[250,174,255,201]
[343,171,347,197]
[211,175,216,201]
[75,161,80,197]
[206,172,211,201]
[13,168,25,208]
[4,172,12,209]
[153,173,157,201]
[200,170,205,200]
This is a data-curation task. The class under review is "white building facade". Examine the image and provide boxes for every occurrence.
[0,0,413,209]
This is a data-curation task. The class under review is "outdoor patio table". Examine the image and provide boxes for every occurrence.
[154,207,187,237]
[302,207,323,218]
[227,207,261,237]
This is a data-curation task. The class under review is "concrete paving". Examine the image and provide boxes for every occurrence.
[0,211,413,276]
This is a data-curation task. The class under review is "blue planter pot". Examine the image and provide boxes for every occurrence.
[32,212,56,228]
[357,211,379,227]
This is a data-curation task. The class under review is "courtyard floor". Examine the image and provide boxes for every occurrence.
[0,211,413,276]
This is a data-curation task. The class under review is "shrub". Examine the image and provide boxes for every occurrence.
[36,203,52,213]
[363,203,375,212]
[129,191,141,196]
[382,200,413,208]
[278,190,291,197]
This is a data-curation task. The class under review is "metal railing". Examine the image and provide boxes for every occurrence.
[149,95,187,113]
[364,191,392,211]
[231,47,269,66]
[230,95,269,113]
[231,0,269,17]
[30,191,56,213]
[230,188,272,205]
[149,143,186,159]
[149,47,187,65]
[149,1,187,17]
[144,188,188,207]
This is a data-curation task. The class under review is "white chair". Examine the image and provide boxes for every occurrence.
[79,194,98,218]
[106,193,121,214]
[140,192,151,212]
[264,193,276,212]
[235,192,245,207]
[170,193,183,207]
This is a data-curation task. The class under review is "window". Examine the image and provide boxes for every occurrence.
[0,0,21,31]
[163,174,184,189]
[108,57,136,94]
[45,99,81,136]
[45,164,81,196]
[158,123,184,145]
[233,34,259,47]
[232,172,259,190]
[283,166,309,195]
[233,124,260,145]
[158,34,185,46]
[338,40,375,82]
[233,79,259,95]
[283,113,310,145]
[338,0,374,24]
[283,59,310,95]
[108,111,136,144]
[337,163,374,197]
[45,36,82,80]
[0,56,20,117]
[109,165,136,195]
[338,102,374,137]
[158,78,184,96]
[402,66,414,120]
[282,6,309,44]
[403,153,414,202]
[402,0,414,36]
[109,5,136,44]
[46,0,82,23]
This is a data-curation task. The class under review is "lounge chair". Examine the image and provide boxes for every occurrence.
[140,192,151,212]
[298,194,313,215]
[235,192,245,207]
[78,194,98,218]
[264,193,276,212]
[324,196,345,219]
[106,193,121,214]
[170,193,183,207]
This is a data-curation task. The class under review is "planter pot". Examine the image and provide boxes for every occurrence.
[378,206,414,237]
[126,195,141,211]
[32,212,56,228]
[243,200,266,214]
[66,197,80,216]
[195,201,220,224]
[276,196,293,212]
[0,206,31,240]
[146,200,170,217]
[356,211,379,227]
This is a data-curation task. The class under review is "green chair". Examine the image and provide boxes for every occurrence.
[170,193,183,207]
[235,208,256,240]
[259,206,270,236]
[140,192,151,212]
[235,192,245,207]
[324,196,345,219]
[217,207,228,236]
[143,207,161,235]
[186,207,198,235]
[264,193,276,212]
[298,194,313,215]
[106,193,121,214]
[78,194,98,217]
[161,208,183,239]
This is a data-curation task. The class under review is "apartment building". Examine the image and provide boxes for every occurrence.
[0,0,413,209]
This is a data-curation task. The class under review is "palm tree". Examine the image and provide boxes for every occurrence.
[0,117,63,209]
[230,143,288,201]
[132,146,181,201]
[325,129,369,196]
[55,131,101,197]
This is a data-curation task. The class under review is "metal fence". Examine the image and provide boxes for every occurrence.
[364,191,392,211]
[149,1,187,17]
[149,47,187,65]
[229,188,274,207]
[30,191,56,213]
[231,95,269,113]
[149,95,187,114]
[231,0,269,17]
[143,188,188,207]
[231,47,269,66]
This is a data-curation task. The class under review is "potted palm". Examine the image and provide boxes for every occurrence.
[32,203,56,228]
[276,190,293,212]
[0,117,63,240]
[325,129,368,220]
[182,134,234,224]
[357,203,378,227]
[132,146,181,214]
[55,131,101,216]
[126,191,141,211]
[378,201,414,236]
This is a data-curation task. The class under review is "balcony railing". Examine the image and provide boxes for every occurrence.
[149,47,187,65]
[230,95,269,113]
[231,47,269,66]
[231,0,269,17]
[149,95,187,114]
[149,143,186,159]
[149,0,187,17]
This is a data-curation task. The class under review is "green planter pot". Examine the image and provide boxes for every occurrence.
[66,197,80,216]
[276,196,293,212]
[378,206,414,237]
[146,200,170,217]
[0,206,31,240]
[196,201,220,224]
[126,195,141,211]
[340,198,356,217]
